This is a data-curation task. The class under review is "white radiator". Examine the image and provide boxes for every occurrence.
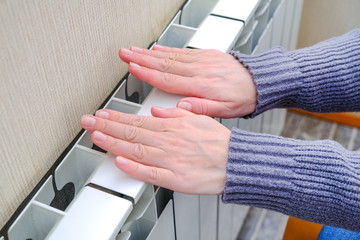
[0,0,303,239]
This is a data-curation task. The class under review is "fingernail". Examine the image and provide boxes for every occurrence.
[131,46,143,53]
[130,62,141,70]
[116,156,128,166]
[96,110,109,119]
[121,48,132,56]
[81,115,96,127]
[93,131,106,141]
[178,102,192,111]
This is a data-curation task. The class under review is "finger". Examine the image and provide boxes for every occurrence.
[152,45,197,55]
[94,110,166,132]
[151,106,194,118]
[177,97,235,118]
[152,46,226,63]
[120,49,195,76]
[128,62,198,96]
[118,48,132,63]
[91,131,168,167]
[81,115,164,147]
[130,46,195,63]
[115,156,176,190]
[119,48,194,66]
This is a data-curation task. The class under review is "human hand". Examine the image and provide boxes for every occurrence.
[119,45,257,118]
[80,107,231,195]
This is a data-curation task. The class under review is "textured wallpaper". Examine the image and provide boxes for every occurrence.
[0,0,184,228]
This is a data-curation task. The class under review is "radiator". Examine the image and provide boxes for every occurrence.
[0,0,303,239]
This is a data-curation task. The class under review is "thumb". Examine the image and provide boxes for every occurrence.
[177,97,228,118]
[151,106,194,118]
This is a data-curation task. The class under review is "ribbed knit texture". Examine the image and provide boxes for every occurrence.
[224,129,360,231]
[231,29,360,117]
[224,29,360,232]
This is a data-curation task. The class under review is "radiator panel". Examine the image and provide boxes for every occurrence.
[0,0,304,238]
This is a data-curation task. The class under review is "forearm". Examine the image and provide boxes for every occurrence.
[231,29,360,117]
[223,128,360,231]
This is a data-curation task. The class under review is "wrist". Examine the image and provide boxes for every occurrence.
[230,48,303,117]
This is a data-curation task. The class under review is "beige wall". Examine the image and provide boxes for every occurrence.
[0,0,184,228]
[298,0,360,48]
[297,0,360,117]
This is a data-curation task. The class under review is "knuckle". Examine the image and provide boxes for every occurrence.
[160,58,173,71]
[200,101,209,115]
[149,167,160,181]
[124,125,139,141]
[130,115,146,127]
[133,143,145,160]
[163,72,175,83]
[107,137,118,150]
[169,53,179,61]
[100,120,109,131]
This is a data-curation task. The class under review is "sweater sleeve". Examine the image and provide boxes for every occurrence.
[230,29,360,117]
[222,128,360,232]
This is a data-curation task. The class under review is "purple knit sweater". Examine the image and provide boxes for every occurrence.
[224,29,360,232]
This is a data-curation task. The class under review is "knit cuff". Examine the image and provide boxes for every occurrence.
[223,128,360,231]
[287,29,360,113]
[230,48,303,118]
[230,29,360,117]
[223,128,298,212]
